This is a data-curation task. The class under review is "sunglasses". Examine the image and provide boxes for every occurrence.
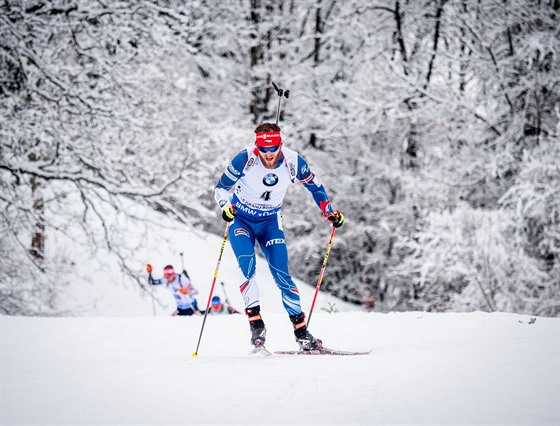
[257,144,280,153]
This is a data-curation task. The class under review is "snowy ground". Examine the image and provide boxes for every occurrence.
[2,311,558,425]
[2,219,559,425]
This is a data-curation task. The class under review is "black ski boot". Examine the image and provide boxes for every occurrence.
[290,313,323,351]
[246,306,266,347]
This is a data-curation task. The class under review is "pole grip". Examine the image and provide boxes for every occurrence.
[275,96,282,125]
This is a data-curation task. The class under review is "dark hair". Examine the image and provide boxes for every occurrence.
[254,122,281,133]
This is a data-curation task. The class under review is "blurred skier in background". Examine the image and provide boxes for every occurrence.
[148,264,199,316]
[201,296,239,315]
[213,122,344,350]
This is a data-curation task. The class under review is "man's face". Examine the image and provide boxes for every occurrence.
[257,143,282,168]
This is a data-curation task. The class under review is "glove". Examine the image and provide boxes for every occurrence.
[146,264,155,285]
[326,210,345,228]
[222,204,236,222]
[178,288,188,295]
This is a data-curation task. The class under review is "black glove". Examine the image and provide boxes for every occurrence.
[326,210,345,228]
[222,205,236,222]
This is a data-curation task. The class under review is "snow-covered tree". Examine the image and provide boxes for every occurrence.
[1,0,558,316]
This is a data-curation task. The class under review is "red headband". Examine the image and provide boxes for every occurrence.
[255,131,281,147]
[163,267,175,277]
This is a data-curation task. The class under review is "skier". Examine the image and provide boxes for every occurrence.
[213,122,344,350]
[149,264,200,316]
[201,296,239,315]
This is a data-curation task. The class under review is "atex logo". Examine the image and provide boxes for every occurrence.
[265,238,285,247]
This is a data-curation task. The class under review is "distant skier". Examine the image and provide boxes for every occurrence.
[213,122,344,350]
[148,264,199,316]
[201,296,239,315]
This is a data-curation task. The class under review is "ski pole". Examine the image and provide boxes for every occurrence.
[272,81,289,125]
[220,281,231,305]
[192,223,230,357]
[307,225,337,327]
[179,251,190,278]
[146,264,156,316]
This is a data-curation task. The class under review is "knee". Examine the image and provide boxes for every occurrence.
[237,257,256,279]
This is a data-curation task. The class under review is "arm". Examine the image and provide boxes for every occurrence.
[297,155,345,227]
[146,264,163,285]
[214,149,248,210]
[297,154,334,216]
[150,276,165,286]
[178,274,198,296]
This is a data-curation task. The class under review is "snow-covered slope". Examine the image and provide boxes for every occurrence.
[2,312,558,425]
[3,218,559,425]
[57,215,357,317]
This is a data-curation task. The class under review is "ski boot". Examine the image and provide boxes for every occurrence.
[290,313,323,351]
[246,306,266,347]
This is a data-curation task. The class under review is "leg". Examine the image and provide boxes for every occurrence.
[229,217,260,309]
[176,307,196,316]
[257,214,302,316]
[258,213,323,350]
[229,217,266,346]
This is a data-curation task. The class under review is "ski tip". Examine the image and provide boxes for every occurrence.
[250,346,272,356]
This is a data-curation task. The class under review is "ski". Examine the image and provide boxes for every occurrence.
[250,346,273,356]
[274,347,371,356]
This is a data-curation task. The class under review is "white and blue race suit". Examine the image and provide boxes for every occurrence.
[214,145,334,316]
[150,273,198,312]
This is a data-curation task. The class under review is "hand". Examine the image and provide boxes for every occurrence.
[146,264,152,273]
[178,288,188,295]
[326,210,344,228]
[222,204,236,222]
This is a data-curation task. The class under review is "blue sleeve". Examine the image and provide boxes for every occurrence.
[296,155,333,215]
[215,150,248,191]
[151,277,165,286]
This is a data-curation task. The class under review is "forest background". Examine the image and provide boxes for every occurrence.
[1,0,558,317]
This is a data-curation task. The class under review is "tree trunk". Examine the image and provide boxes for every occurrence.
[29,154,45,262]
[250,0,265,123]
[424,0,445,90]
[313,0,323,66]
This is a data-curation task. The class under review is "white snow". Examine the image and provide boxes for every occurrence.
[2,312,558,425]
[1,226,559,425]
